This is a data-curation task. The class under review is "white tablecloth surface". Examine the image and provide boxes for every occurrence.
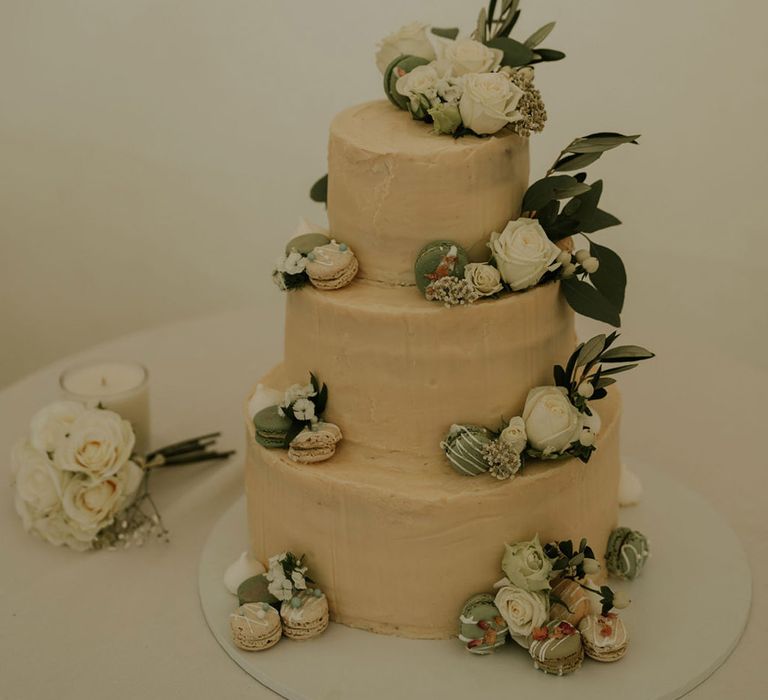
[1,305,763,699]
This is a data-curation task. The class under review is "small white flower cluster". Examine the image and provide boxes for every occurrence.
[278,382,319,424]
[377,25,546,136]
[266,552,309,602]
[425,276,481,307]
[11,401,144,551]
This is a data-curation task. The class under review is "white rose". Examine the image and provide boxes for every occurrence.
[494,586,549,641]
[29,401,85,453]
[499,416,527,453]
[14,496,92,551]
[280,251,306,276]
[248,384,284,420]
[523,386,584,453]
[61,460,143,531]
[54,408,135,480]
[459,72,524,135]
[375,22,436,74]
[396,64,440,111]
[489,218,562,291]
[439,38,503,76]
[464,263,503,296]
[11,441,63,513]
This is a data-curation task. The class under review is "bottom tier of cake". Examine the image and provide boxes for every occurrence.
[244,377,622,640]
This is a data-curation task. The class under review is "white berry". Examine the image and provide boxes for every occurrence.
[575,249,591,263]
[577,382,595,398]
[561,263,577,279]
[583,558,600,574]
[582,257,600,274]
[579,429,595,446]
[612,591,631,609]
[557,251,572,266]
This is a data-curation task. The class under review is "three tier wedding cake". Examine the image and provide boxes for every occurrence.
[235,0,653,674]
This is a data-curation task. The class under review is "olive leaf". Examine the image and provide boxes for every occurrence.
[600,345,656,362]
[566,132,640,154]
[530,48,566,63]
[431,27,459,40]
[576,334,607,367]
[553,152,602,172]
[524,21,556,48]
[580,208,621,233]
[523,175,591,212]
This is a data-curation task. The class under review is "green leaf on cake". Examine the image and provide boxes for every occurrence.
[553,364,568,388]
[598,363,639,376]
[600,345,656,362]
[522,175,591,212]
[576,334,606,367]
[310,175,328,205]
[524,21,556,48]
[486,37,534,67]
[595,377,617,389]
[561,278,621,327]
[579,207,622,233]
[566,132,640,154]
[553,152,603,172]
[431,26,460,40]
[530,48,566,63]
[588,239,627,312]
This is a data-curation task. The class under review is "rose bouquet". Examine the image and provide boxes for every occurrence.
[11,401,233,551]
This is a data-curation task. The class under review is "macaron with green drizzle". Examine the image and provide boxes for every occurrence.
[383,55,431,111]
[441,424,494,476]
[529,620,584,676]
[252,405,293,449]
[605,527,650,580]
[414,240,469,296]
[458,593,509,654]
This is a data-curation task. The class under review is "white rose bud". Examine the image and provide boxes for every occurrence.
[522,386,584,453]
[499,416,527,453]
[375,22,436,74]
[464,263,503,296]
[29,401,86,454]
[574,249,591,263]
[612,591,631,609]
[396,64,440,114]
[579,429,595,447]
[489,218,562,291]
[577,382,595,398]
[459,72,524,135]
[439,38,503,76]
[12,441,63,514]
[582,256,600,274]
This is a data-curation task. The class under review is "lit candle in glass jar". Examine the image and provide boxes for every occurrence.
[60,361,150,454]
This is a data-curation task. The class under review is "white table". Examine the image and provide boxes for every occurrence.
[1,305,763,699]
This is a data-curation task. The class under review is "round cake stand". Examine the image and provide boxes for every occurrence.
[198,465,751,700]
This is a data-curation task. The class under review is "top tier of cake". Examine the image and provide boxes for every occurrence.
[328,100,529,285]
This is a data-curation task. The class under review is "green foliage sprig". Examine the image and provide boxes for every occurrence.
[554,332,655,412]
[522,133,640,326]
[470,0,566,67]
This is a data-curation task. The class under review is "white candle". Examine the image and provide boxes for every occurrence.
[60,361,150,454]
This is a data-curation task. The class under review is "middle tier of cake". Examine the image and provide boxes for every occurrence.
[283,280,576,460]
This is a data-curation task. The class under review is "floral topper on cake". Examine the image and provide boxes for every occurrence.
[441,333,653,479]
[377,1,564,137]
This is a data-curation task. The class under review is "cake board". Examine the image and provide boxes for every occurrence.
[198,464,751,700]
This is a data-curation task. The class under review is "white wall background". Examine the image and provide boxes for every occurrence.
[2,0,767,387]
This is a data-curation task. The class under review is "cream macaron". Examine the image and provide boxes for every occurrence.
[230,602,282,651]
[280,588,330,640]
[305,242,359,290]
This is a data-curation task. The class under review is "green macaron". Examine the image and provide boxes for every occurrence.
[605,527,650,580]
[383,54,431,111]
[529,621,584,676]
[458,593,509,654]
[414,240,469,296]
[253,405,293,449]
[285,233,331,257]
[237,573,280,608]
